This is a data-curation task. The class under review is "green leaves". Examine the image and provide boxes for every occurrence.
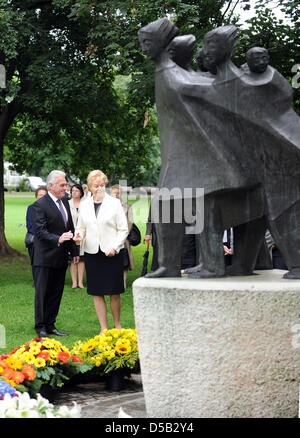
[36,366,69,388]
[2,0,299,190]
[36,366,56,383]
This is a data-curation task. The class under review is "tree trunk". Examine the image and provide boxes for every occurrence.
[0,141,22,257]
[0,103,24,258]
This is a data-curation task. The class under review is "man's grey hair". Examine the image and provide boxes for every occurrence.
[46,170,66,189]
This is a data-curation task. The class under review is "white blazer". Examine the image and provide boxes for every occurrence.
[68,197,86,256]
[75,193,128,254]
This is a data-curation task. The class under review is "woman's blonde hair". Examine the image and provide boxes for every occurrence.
[87,170,109,189]
[110,184,122,191]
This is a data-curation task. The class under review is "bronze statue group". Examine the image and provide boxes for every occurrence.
[138,18,300,280]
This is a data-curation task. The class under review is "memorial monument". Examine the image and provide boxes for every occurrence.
[138,18,300,280]
[134,18,300,418]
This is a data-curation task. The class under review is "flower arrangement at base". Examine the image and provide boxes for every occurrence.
[72,328,139,376]
[0,356,36,394]
[5,337,91,396]
[0,391,81,418]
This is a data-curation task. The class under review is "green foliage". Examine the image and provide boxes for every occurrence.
[2,0,299,189]
[36,367,57,385]
[234,0,300,113]
[104,350,139,373]
[1,0,159,187]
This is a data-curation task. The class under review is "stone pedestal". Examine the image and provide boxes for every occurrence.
[133,270,300,418]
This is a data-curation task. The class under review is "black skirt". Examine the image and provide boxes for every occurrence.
[84,249,125,296]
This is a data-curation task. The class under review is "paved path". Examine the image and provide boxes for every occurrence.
[54,374,147,418]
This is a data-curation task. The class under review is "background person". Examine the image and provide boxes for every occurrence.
[64,183,71,200]
[31,170,79,337]
[144,209,159,272]
[25,186,48,285]
[69,184,86,289]
[110,184,134,288]
[82,184,91,199]
[74,170,128,335]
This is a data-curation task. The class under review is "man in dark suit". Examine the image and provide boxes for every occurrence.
[31,170,79,337]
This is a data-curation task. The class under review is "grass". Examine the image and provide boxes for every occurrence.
[0,194,152,354]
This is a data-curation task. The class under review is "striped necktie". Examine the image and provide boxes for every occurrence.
[57,199,68,227]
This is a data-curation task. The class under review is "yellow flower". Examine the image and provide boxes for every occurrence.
[0,366,3,373]
[82,339,97,353]
[5,357,23,371]
[34,357,46,368]
[48,350,57,358]
[42,339,55,349]
[29,346,41,355]
[110,328,121,338]
[115,343,131,355]
[107,352,115,360]
[20,352,35,364]
[5,379,16,388]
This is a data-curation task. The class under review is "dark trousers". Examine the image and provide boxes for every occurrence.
[27,244,36,285]
[34,265,67,332]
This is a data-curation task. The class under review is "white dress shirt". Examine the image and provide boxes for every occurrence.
[48,191,69,222]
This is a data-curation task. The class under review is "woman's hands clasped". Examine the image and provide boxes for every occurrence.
[105,248,116,257]
[73,233,116,257]
[73,233,82,245]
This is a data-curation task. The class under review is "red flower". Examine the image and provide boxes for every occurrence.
[57,352,70,364]
[0,355,9,360]
[71,355,83,363]
[37,351,50,362]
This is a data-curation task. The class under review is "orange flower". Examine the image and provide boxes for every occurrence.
[0,359,7,368]
[57,351,70,364]
[37,351,50,362]
[22,365,36,381]
[1,367,15,380]
[12,371,25,384]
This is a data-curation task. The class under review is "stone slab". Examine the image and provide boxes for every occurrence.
[133,270,300,418]
[54,374,146,418]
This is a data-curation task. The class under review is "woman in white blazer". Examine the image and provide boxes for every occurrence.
[68,184,86,289]
[74,170,128,335]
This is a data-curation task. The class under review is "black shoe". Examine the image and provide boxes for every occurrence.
[36,329,49,338]
[47,328,69,336]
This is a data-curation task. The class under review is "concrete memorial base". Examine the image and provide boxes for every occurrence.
[133,270,300,418]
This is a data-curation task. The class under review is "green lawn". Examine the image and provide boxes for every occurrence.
[0,194,151,354]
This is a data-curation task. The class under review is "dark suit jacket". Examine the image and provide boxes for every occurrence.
[31,193,78,268]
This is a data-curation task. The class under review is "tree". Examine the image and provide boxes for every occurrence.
[1,0,297,257]
[0,0,95,255]
[2,0,246,257]
[0,0,158,256]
